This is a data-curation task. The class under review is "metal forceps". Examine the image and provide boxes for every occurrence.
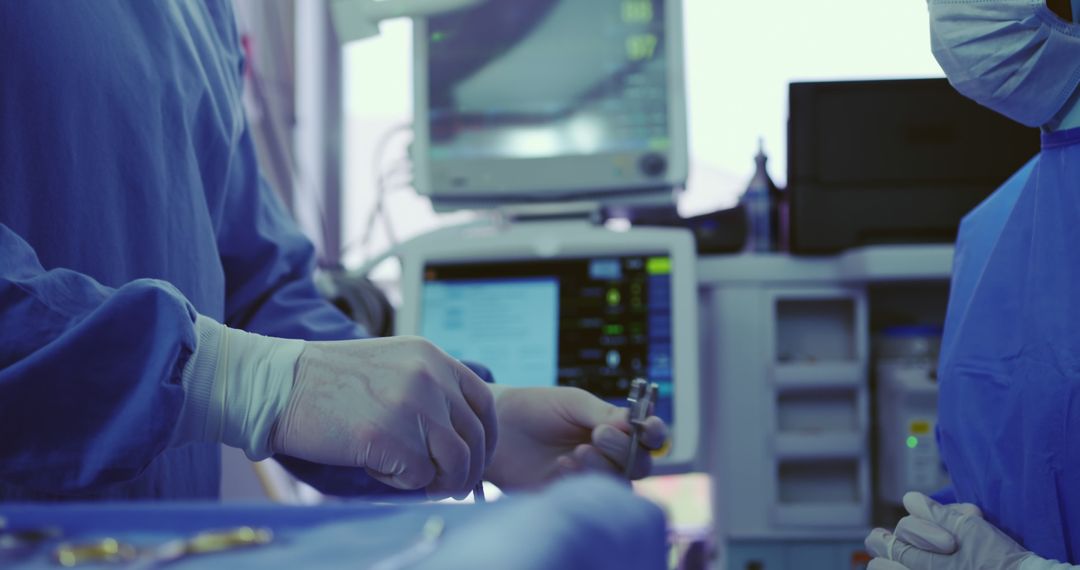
[624,378,657,479]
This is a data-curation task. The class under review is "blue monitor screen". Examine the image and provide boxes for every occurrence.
[425,0,669,160]
[419,256,674,425]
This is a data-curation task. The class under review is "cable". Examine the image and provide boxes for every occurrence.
[341,123,414,261]
[351,217,494,279]
[368,123,414,249]
[379,159,414,190]
[242,30,336,268]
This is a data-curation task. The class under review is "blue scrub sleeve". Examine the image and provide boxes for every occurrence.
[0,225,202,494]
[215,144,368,343]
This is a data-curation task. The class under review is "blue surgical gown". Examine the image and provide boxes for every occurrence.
[938,127,1080,562]
[0,1,397,500]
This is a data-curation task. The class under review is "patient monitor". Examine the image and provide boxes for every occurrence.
[399,0,697,471]
[397,222,700,472]
[412,0,689,209]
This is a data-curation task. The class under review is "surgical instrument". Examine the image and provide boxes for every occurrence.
[54,527,272,568]
[54,538,137,567]
[624,378,657,479]
[0,518,62,561]
[128,526,273,569]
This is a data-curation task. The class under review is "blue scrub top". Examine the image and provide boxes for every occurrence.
[938,128,1080,562]
[0,1,396,500]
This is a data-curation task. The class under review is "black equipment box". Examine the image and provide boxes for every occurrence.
[787,78,1040,254]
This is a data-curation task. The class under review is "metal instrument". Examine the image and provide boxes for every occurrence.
[624,378,658,479]
[54,538,137,567]
[131,526,273,569]
[0,518,62,561]
[54,526,272,568]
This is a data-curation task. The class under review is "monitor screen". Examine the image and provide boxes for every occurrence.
[414,0,688,206]
[426,0,669,160]
[419,255,675,425]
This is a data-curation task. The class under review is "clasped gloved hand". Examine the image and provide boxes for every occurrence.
[270,336,498,500]
[483,386,668,490]
[180,318,496,501]
[864,492,1036,570]
[182,317,667,500]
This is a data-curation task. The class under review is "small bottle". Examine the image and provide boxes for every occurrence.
[742,138,776,252]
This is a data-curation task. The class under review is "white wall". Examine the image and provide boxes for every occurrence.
[679,0,944,214]
[340,1,946,271]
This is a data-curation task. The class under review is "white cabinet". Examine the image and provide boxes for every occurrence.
[708,284,870,539]
[699,245,953,568]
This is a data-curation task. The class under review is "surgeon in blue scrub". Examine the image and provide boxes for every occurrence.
[863,0,1080,568]
[0,2,667,502]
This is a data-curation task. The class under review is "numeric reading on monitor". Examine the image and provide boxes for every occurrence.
[621,0,654,24]
[420,256,674,424]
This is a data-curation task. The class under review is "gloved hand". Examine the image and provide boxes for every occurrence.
[270,336,498,500]
[865,492,1033,570]
[483,386,668,490]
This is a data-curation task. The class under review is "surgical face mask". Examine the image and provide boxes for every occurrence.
[928,0,1080,128]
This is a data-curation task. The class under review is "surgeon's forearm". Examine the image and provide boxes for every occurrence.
[1020,555,1080,570]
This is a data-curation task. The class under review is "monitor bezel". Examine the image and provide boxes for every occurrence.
[411,0,690,208]
[397,222,700,472]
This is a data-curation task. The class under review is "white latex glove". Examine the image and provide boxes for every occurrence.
[178,316,306,460]
[483,386,668,490]
[891,493,985,554]
[270,336,498,499]
[865,492,1033,570]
